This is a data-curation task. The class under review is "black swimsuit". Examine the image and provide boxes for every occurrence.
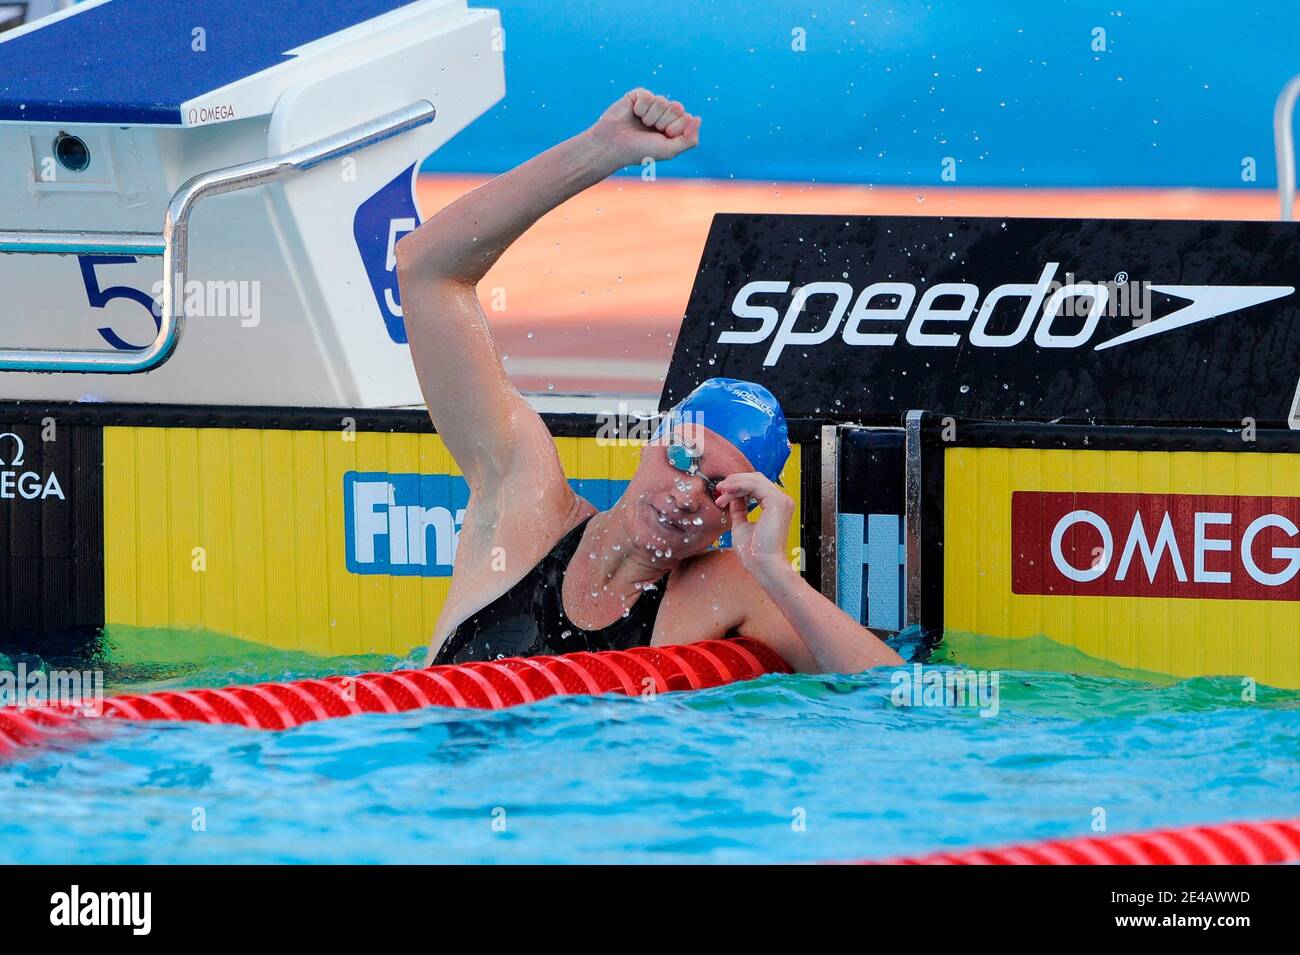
[433,515,670,664]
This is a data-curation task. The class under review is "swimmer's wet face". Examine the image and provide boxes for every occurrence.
[612,376,791,561]
[665,430,759,511]
[622,423,753,558]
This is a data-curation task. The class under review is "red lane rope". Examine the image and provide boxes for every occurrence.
[856,818,1300,865]
[0,638,790,756]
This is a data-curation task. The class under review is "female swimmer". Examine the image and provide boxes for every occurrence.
[395,89,901,673]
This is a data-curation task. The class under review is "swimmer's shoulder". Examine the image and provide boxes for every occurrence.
[659,548,818,672]
[667,546,732,582]
[663,547,759,613]
[649,549,745,646]
[655,546,802,651]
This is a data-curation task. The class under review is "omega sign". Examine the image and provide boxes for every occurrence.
[0,432,65,501]
[1011,491,1300,601]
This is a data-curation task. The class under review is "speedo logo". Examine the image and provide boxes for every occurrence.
[719,264,1294,365]
[730,387,775,417]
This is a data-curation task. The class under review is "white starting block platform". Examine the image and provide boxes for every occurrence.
[0,0,504,406]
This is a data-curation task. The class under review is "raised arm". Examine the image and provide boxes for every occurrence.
[394,89,701,490]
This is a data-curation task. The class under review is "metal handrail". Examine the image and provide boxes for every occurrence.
[0,100,435,373]
[1276,75,1300,221]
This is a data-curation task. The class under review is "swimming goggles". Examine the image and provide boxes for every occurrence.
[665,432,758,511]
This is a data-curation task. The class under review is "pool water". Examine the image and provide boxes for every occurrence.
[1,627,1298,864]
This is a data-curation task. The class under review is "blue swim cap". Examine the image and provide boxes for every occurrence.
[653,377,790,483]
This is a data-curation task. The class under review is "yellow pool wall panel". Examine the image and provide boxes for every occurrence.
[103,426,802,658]
[943,445,1300,689]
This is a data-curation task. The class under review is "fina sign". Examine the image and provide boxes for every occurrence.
[664,214,1300,427]
[343,472,634,577]
[343,471,468,577]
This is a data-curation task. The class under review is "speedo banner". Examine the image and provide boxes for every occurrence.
[663,214,1300,427]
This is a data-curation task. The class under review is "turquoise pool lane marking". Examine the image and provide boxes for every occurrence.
[0,237,165,255]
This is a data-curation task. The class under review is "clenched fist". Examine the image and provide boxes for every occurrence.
[587,88,702,168]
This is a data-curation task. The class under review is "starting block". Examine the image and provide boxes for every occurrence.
[0,0,504,406]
